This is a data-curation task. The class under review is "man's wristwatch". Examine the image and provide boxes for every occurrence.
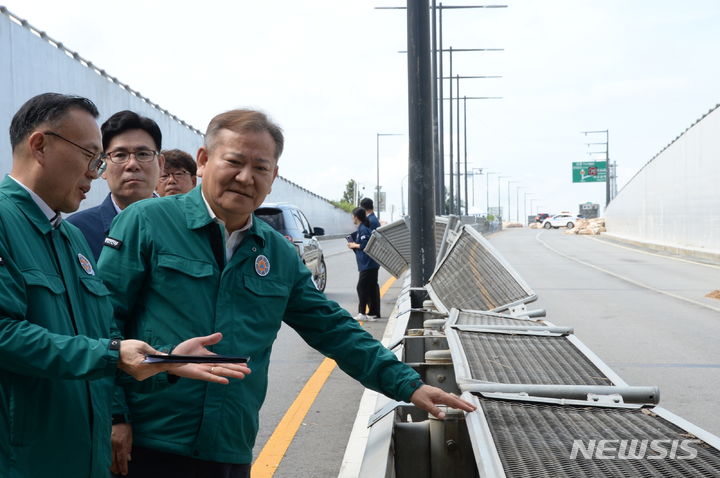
[109,338,121,351]
[112,414,128,425]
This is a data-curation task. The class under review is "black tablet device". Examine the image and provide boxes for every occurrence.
[142,354,250,364]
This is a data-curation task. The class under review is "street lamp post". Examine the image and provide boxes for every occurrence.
[440,75,501,215]
[353,181,368,206]
[442,93,502,215]
[471,168,483,209]
[435,4,505,213]
[497,175,508,220]
[431,0,441,213]
[516,186,526,223]
[400,174,409,216]
[523,191,534,225]
[459,86,463,215]
[507,180,518,222]
[529,198,538,217]
[406,0,436,288]
[376,132,403,221]
[375,3,507,216]
[441,48,503,215]
[448,46,454,214]
[485,171,496,216]
[581,129,610,207]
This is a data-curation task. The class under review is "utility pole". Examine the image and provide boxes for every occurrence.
[582,129,610,207]
[407,0,436,290]
[516,186,526,223]
[497,175,508,220]
[485,171,496,216]
[507,180,518,222]
[431,0,442,213]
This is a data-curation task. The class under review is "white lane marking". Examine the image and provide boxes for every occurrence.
[587,235,720,270]
[534,231,720,314]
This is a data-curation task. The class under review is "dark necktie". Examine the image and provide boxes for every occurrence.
[50,212,62,229]
[207,222,225,269]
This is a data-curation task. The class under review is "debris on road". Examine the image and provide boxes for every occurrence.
[503,222,524,228]
[564,218,607,235]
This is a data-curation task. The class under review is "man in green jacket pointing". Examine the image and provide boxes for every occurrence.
[99,109,476,477]
[0,93,250,478]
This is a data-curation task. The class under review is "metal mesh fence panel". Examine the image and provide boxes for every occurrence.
[364,232,407,278]
[376,219,411,262]
[479,396,720,478]
[429,228,534,311]
[459,331,612,385]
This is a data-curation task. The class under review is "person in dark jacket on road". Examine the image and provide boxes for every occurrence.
[360,196,381,230]
[347,207,381,321]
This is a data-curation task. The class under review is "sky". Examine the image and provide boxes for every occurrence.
[3,0,719,221]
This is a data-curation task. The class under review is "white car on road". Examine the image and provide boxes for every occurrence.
[542,214,577,229]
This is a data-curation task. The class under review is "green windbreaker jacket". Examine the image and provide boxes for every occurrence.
[0,176,119,478]
[98,185,423,464]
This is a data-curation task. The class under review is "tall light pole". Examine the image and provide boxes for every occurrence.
[507,180,518,222]
[461,94,501,215]
[355,182,368,206]
[442,48,503,215]
[431,0,440,213]
[439,76,502,215]
[400,174,409,216]
[530,198,539,217]
[485,171,496,216]
[442,93,502,214]
[516,186,526,223]
[582,129,610,207]
[523,192,535,225]
[406,0,436,290]
[497,175,509,220]
[376,3,507,216]
[376,132,403,221]
[471,168,483,209]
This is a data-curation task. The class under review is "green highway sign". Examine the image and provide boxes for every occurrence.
[572,161,607,183]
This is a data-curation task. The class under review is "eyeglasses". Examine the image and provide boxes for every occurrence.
[159,170,192,182]
[43,131,107,175]
[106,150,159,164]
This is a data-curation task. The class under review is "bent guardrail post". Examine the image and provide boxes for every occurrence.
[450,324,574,335]
[459,383,661,405]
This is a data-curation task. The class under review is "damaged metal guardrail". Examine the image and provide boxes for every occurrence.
[364,216,459,278]
[343,218,720,478]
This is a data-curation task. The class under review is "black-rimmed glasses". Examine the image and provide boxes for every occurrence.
[43,131,107,175]
[159,170,192,182]
[106,150,159,164]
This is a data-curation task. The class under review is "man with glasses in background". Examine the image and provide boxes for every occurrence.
[68,110,164,260]
[156,148,197,196]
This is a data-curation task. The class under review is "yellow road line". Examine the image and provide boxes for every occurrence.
[252,275,397,477]
[380,275,397,296]
[252,357,337,478]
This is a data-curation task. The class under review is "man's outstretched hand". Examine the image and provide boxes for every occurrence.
[410,385,476,419]
[117,333,251,384]
[169,332,251,384]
